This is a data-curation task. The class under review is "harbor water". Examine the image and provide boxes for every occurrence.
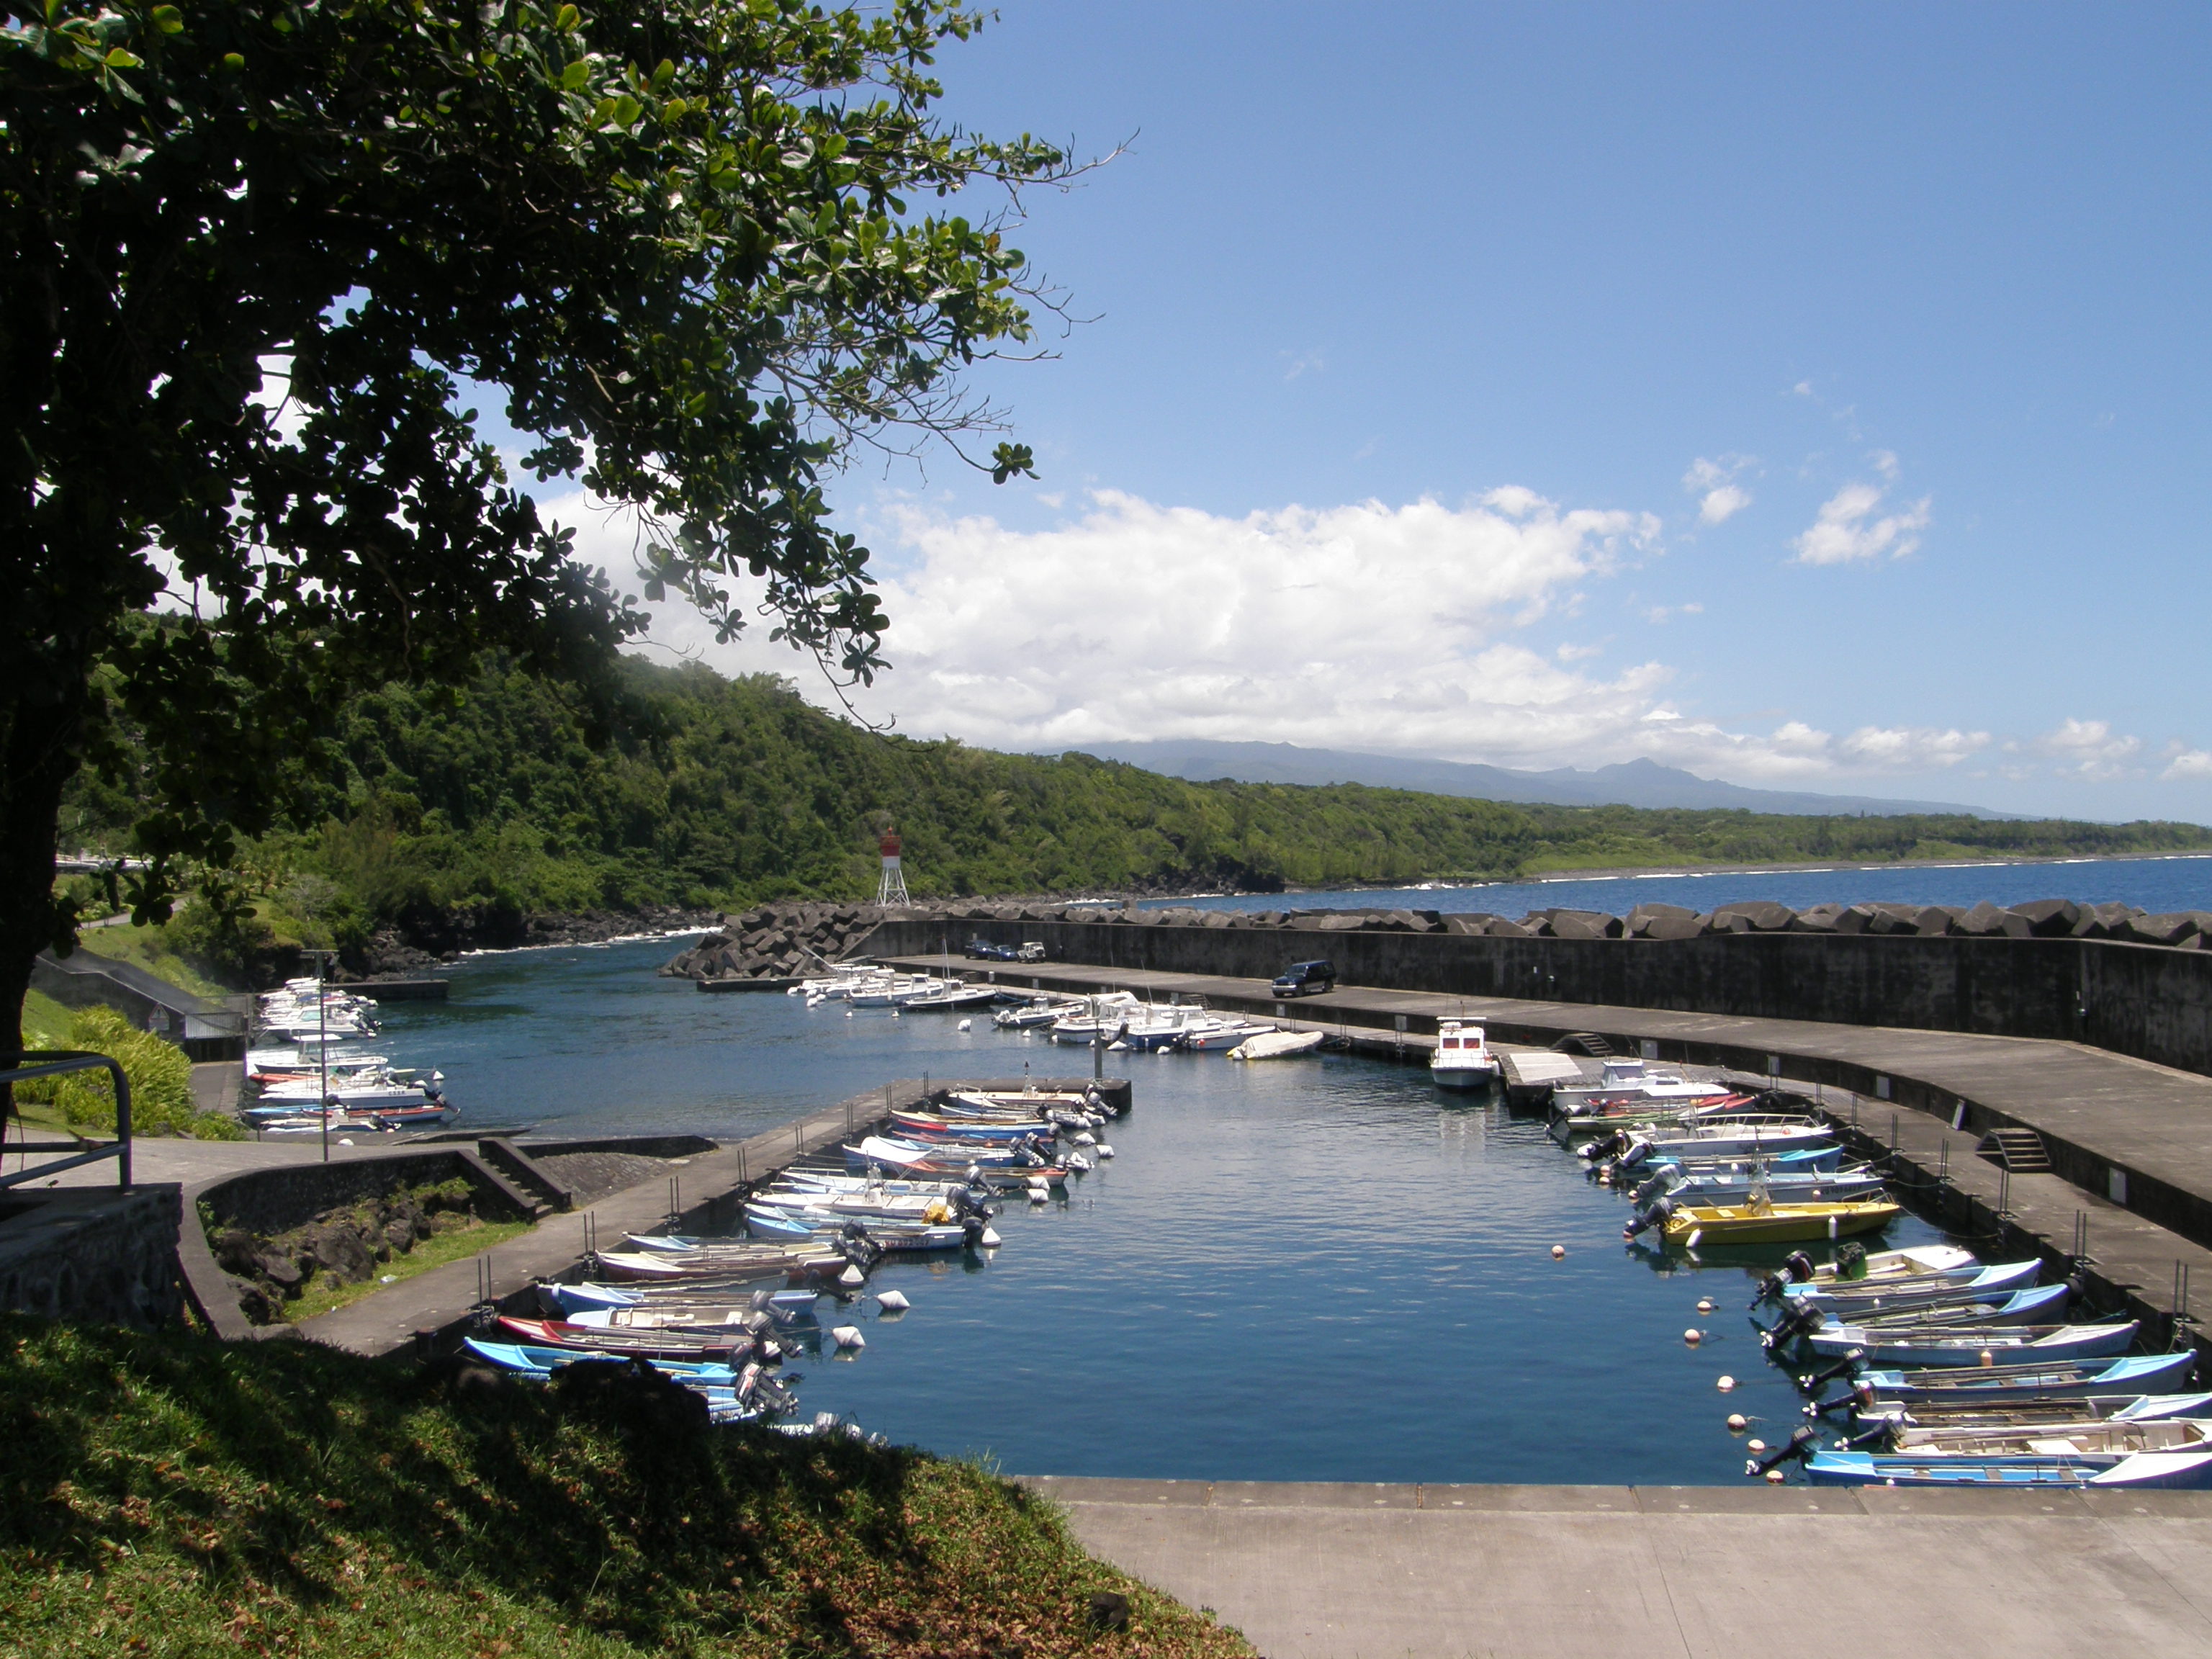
[374,936,1972,1485]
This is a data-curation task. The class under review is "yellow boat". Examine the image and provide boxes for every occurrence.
[1653,1195,1902,1246]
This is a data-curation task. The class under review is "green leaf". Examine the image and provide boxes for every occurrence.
[554,2,579,29]
[150,4,184,32]
[222,50,243,68]
[611,92,642,127]
[104,46,143,67]
[560,58,590,90]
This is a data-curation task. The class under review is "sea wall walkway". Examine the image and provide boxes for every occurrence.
[1025,1476,2212,1659]
[886,955,2212,1353]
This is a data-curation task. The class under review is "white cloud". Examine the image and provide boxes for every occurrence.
[1837,726,1992,769]
[2034,718,2144,780]
[1682,455,1754,525]
[2164,750,2212,781]
[1791,462,1932,565]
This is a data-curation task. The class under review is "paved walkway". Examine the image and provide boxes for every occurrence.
[1028,1476,2212,1659]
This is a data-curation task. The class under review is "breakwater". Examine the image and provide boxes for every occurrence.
[846,900,2212,1082]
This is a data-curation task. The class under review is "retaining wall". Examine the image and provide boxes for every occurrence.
[872,917,2212,1078]
[0,1185,184,1329]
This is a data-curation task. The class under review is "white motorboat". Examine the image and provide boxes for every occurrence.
[1429,1020,1497,1089]
[1551,1058,1734,1113]
[1228,1030,1326,1061]
[1048,992,1146,1044]
[993,997,1084,1029]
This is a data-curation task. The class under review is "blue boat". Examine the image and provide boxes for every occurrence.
[463,1338,743,1383]
[1777,1259,2042,1313]
[1803,1319,2139,1369]
[1803,1446,2212,1488]
[1851,1350,2198,1401]
[542,1283,821,1324]
[1635,1161,1888,1205]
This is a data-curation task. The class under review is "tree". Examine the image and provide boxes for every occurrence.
[0,0,1070,1064]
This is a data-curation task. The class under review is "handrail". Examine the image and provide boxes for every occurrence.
[0,1051,132,1190]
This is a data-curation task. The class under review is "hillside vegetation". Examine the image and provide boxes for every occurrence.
[59,658,2212,958]
[0,1316,1244,1658]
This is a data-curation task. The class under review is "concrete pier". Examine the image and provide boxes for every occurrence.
[1027,1475,2212,1658]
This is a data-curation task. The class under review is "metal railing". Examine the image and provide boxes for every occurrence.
[0,1051,132,1190]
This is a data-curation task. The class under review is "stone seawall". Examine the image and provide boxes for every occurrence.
[861,914,2212,1080]
[0,1185,184,1330]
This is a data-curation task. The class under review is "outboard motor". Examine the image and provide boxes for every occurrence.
[1759,1303,1827,1351]
[1745,1425,1820,1480]
[835,1222,885,1276]
[1622,1196,1674,1241]
[1805,1380,1881,1421]
[1840,1420,1900,1452]
[1752,1251,1819,1308]
[951,1184,995,1222]
[961,1213,988,1248]
[1616,1141,1654,1174]
[1632,1163,1683,1206]
[1577,1130,1629,1164]
[1832,1241,1868,1280]
[1794,1347,1866,1394]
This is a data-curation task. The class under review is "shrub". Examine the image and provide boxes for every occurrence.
[19,1007,241,1138]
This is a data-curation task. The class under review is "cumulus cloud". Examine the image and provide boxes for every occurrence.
[1837,726,1992,770]
[1683,455,1754,525]
[1791,459,1932,565]
[2164,750,2212,781]
[2035,718,2144,780]
[539,476,2110,793]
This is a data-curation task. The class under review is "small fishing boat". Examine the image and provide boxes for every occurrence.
[1802,1446,2212,1489]
[992,997,1086,1028]
[1843,1391,2212,1434]
[1429,1021,1497,1089]
[465,1338,743,1382]
[1626,1192,1899,1245]
[1047,992,1147,1045]
[844,1134,1060,1171]
[1632,1160,1889,1206]
[743,1210,986,1251]
[1884,1415,2212,1457]
[1551,1059,1737,1114]
[898,984,1000,1012]
[1773,1260,2044,1315]
[1763,1285,2072,1352]
[887,1111,1053,1143]
[495,1314,760,1359]
[1802,1320,2141,1369]
[541,1283,821,1326]
[1616,1119,1835,1160]
[590,1247,851,1283]
[1228,1030,1326,1061]
[1838,1349,2198,1402]
[1753,1244,1984,1303]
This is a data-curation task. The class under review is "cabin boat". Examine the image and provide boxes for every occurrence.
[1429,1021,1497,1089]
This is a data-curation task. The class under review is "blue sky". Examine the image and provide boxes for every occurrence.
[590,2,2212,821]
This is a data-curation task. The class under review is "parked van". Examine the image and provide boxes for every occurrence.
[1271,959,1336,997]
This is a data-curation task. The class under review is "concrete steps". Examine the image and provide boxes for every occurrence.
[1979,1125,2054,1173]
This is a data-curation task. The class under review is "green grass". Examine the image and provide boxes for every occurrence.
[286,1217,537,1323]
[65,921,235,999]
[0,1315,1250,1658]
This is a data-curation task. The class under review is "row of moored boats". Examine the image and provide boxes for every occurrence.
[242,979,459,1134]
[454,1084,1130,1430]
[1545,1058,2206,1488]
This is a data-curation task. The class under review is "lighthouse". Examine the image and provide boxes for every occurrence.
[876,828,911,907]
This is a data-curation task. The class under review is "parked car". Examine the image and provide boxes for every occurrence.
[1271,959,1336,997]
[966,939,1048,963]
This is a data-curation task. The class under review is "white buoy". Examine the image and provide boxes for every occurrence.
[338,1137,354,1146]
[958,1018,972,1032]
[979,1226,1002,1247]
[1096,1144,1115,1159]
[1067,1153,1092,1171]
[838,1264,866,1288]
[876,1290,909,1312]
[1765,1467,1787,1485]
[830,1326,866,1350]
[1696,1298,1716,1315]
[1726,1413,1748,1432]
[1071,1130,1096,1146]
[1551,1245,1566,1259]
[1683,1328,1703,1346]
[1746,1439,1766,1454]
[1979,1349,1995,1367]
[1028,1189,1048,1205]
[1717,1375,1737,1392]
[845,1009,854,1018]
[891,1009,901,1018]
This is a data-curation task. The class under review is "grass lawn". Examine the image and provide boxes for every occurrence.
[287,1216,538,1323]
[66,920,235,999]
[0,1314,1251,1658]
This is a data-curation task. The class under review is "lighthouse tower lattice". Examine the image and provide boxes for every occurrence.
[876,830,910,907]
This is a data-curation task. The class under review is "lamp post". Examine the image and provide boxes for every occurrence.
[305,949,336,1163]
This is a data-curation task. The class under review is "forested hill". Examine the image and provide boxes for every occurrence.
[61,659,2212,940]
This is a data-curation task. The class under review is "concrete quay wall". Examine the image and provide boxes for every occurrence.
[871,915,2212,1078]
[0,1184,184,1330]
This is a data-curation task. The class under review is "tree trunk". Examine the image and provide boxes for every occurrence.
[0,672,94,1123]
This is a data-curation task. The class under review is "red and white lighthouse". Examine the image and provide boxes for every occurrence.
[876,828,910,907]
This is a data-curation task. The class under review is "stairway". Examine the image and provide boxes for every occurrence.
[1552,1032,1615,1058]
[1977,1126,2054,1174]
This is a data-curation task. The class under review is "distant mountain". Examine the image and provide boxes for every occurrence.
[1054,739,2012,819]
